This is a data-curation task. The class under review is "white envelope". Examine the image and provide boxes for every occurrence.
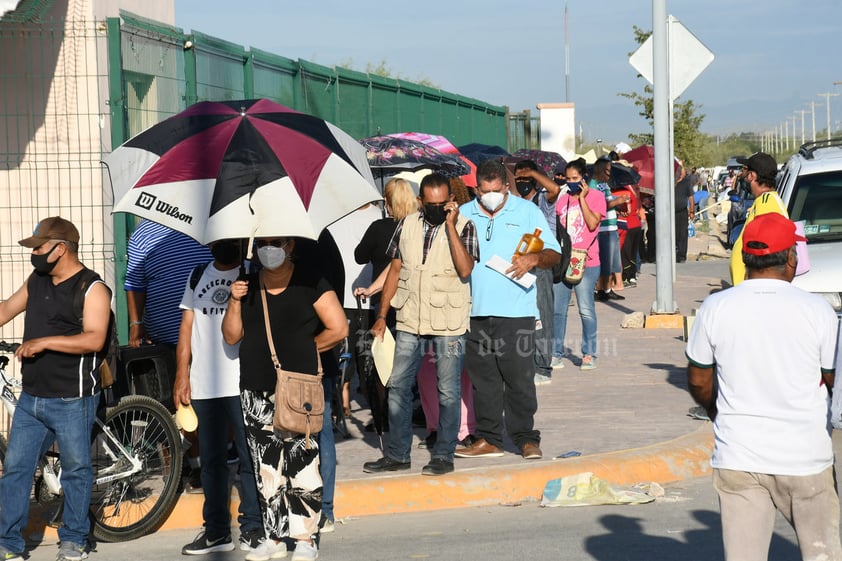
[371,328,395,385]
[485,254,536,289]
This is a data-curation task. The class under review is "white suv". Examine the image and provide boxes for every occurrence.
[777,139,842,316]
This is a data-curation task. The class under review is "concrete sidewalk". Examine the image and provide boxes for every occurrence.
[153,233,729,529]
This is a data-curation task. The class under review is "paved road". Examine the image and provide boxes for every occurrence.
[21,469,826,561]
[26,430,842,561]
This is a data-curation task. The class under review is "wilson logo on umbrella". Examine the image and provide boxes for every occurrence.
[106,99,380,243]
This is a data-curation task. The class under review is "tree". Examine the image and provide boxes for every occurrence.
[619,26,707,167]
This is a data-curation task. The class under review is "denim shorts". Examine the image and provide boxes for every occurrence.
[598,230,621,275]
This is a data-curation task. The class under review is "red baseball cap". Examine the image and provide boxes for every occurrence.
[742,213,806,256]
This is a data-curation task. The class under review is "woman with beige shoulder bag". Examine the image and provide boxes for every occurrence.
[551,160,607,372]
[223,236,347,561]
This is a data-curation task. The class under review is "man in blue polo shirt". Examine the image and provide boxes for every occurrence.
[456,160,561,461]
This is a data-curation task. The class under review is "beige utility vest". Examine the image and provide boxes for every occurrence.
[391,215,471,336]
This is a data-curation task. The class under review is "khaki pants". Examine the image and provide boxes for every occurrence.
[713,467,842,561]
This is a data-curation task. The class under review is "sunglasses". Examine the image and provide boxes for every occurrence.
[486,218,494,241]
[255,239,288,248]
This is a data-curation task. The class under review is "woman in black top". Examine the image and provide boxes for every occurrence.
[223,237,346,560]
[353,177,418,302]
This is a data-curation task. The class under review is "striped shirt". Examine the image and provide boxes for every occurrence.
[591,180,618,231]
[124,221,212,344]
[388,212,479,264]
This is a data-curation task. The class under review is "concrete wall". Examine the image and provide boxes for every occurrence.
[537,102,576,162]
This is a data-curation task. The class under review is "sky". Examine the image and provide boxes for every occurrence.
[6,0,840,145]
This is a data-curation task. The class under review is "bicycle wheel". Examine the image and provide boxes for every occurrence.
[90,395,183,542]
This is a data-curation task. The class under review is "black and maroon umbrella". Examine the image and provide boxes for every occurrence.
[106,99,381,243]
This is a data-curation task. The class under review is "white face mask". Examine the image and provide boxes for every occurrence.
[479,191,506,213]
[257,245,287,270]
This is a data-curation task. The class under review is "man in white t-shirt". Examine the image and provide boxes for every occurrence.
[174,240,263,556]
[686,213,841,561]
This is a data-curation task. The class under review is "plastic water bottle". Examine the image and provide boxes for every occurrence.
[688,220,696,238]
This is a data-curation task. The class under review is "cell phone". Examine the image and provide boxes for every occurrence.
[566,181,582,195]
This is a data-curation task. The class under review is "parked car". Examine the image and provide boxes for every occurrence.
[777,139,842,316]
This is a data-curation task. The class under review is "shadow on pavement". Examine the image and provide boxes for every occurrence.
[585,510,801,561]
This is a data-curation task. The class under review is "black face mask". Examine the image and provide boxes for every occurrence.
[515,179,536,197]
[423,203,447,226]
[211,241,241,266]
[31,242,62,275]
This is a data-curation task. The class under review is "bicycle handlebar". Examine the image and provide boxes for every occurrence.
[0,341,21,353]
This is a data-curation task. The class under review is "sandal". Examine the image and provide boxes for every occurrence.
[580,355,596,371]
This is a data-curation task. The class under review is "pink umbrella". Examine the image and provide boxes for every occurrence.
[387,132,477,187]
[622,145,680,195]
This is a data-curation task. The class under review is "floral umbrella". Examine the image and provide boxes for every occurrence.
[509,148,567,177]
[387,132,477,187]
[360,135,471,185]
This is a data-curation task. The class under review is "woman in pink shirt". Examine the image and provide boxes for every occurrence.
[552,160,606,370]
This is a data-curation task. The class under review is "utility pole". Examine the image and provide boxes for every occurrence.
[818,91,839,141]
[791,114,799,148]
[808,101,818,143]
[795,110,807,145]
[652,0,674,314]
[784,120,789,151]
[564,2,570,103]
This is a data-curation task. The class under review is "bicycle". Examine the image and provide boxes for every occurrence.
[0,341,183,542]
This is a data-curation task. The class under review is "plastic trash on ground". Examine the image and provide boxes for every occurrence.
[540,472,655,507]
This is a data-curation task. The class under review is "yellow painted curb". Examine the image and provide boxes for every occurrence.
[333,427,713,517]
[645,314,685,329]
[26,428,714,537]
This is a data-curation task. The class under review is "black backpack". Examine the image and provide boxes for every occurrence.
[188,262,210,291]
[552,207,573,284]
[530,192,571,283]
[72,269,118,392]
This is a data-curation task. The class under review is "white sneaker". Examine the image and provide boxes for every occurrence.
[551,356,565,369]
[245,538,287,561]
[534,373,552,386]
[291,541,318,561]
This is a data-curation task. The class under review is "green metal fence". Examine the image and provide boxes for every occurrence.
[113,11,509,147]
[0,8,518,349]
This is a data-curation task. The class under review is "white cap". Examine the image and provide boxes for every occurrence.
[615,142,632,154]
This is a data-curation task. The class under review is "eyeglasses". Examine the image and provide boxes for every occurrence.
[486,218,494,241]
[255,239,287,248]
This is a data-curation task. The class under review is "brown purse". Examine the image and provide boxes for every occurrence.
[260,275,324,447]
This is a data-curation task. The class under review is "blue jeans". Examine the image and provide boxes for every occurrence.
[386,331,464,463]
[192,396,262,537]
[552,266,600,359]
[319,374,336,521]
[0,392,99,553]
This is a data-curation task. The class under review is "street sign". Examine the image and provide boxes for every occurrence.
[629,16,714,100]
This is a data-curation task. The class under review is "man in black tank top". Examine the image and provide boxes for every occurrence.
[0,217,111,561]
